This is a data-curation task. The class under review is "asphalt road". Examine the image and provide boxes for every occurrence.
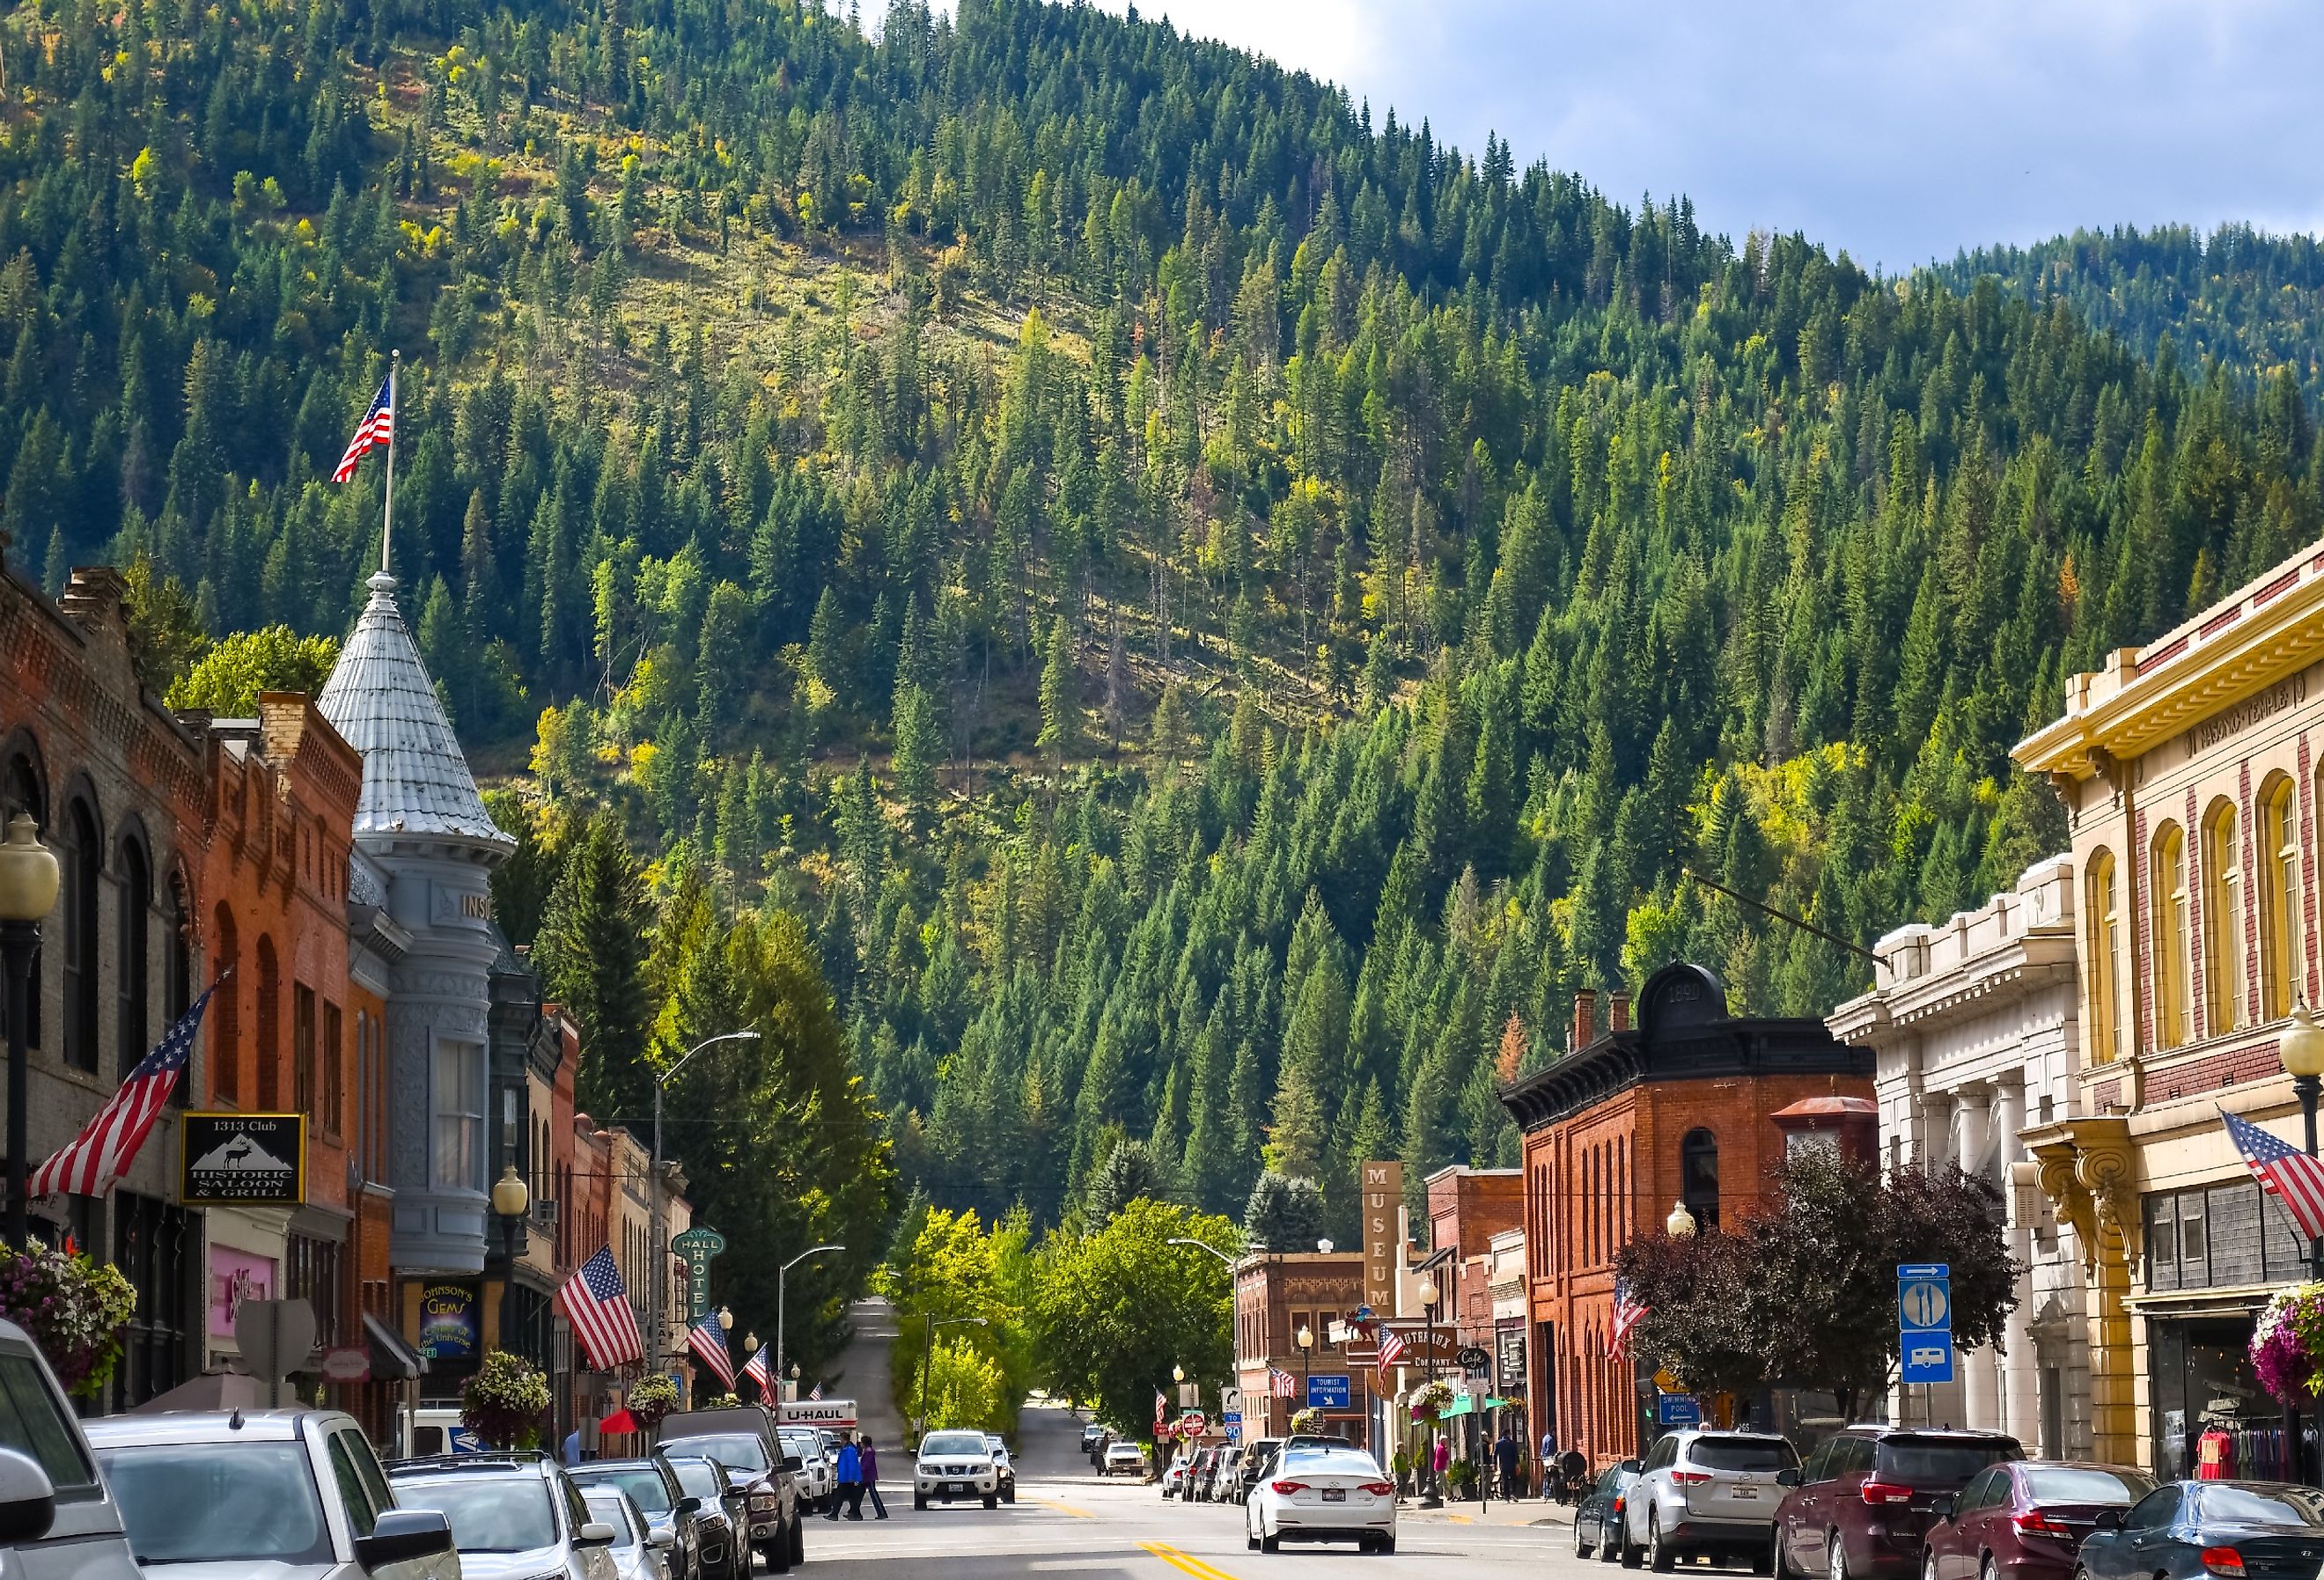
[805,1399,1591,1580]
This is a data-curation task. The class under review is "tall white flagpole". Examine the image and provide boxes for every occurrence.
[380,349,399,577]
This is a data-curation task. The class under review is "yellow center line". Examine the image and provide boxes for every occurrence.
[1033,1497,1097,1518]
[1142,1540,1245,1580]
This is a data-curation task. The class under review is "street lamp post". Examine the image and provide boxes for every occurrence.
[2278,1003,2324,1486]
[492,1164,531,1359]
[0,813,60,1248]
[916,1316,988,1444]
[647,1031,760,1372]
[1417,1275,1442,1509]
[776,1242,844,1393]
[1296,1323,1313,1406]
[1166,1236,1235,1265]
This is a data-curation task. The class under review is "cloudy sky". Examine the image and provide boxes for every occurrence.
[1088,0,2324,272]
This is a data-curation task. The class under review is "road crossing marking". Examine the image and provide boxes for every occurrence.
[1142,1540,1245,1580]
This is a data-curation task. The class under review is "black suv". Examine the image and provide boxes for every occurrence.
[1774,1428,2023,1580]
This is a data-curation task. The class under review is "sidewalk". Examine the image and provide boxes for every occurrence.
[1396,1494,1577,1530]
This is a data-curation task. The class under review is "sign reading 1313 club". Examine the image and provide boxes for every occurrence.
[181,1113,306,1206]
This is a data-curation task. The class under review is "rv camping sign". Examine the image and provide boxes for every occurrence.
[181,1113,305,1205]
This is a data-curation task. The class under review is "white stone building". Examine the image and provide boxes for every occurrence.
[1826,856,2092,1457]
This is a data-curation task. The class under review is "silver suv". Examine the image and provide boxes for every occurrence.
[85,1407,460,1579]
[0,1316,143,1578]
[1622,1428,1798,1571]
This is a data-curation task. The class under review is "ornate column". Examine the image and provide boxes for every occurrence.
[2031,1121,2138,1466]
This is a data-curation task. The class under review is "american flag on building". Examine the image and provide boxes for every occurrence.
[30,984,215,1200]
[1609,1276,1650,1360]
[2225,1108,2324,1240]
[1374,1328,1407,1380]
[687,1313,735,1388]
[561,1247,644,1371]
[332,375,395,482]
[741,1343,773,1393]
[1267,1366,1298,1398]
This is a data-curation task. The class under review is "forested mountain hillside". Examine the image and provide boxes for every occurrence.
[1942,224,2324,404]
[2,0,2320,1234]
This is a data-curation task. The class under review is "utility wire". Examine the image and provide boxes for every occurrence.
[1678,866,1886,966]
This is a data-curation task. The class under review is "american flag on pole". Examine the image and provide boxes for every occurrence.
[1267,1366,1298,1398]
[29,984,214,1200]
[2225,1108,2324,1240]
[332,376,394,482]
[1609,1276,1650,1361]
[741,1343,772,1393]
[561,1247,644,1370]
[807,1381,823,1400]
[1375,1328,1408,1381]
[687,1314,735,1388]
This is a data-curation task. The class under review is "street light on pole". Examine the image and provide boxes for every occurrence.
[1416,1275,1443,1509]
[776,1242,843,1395]
[0,814,59,1247]
[1297,1322,1313,1401]
[1166,1236,1236,1265]
[916,1316,988,1444]
[648,1031,760,1373]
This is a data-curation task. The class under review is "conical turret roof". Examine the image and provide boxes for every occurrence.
[319,571,514,852]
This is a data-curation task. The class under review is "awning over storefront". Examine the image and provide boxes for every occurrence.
[2126,1284,2278,1320]
[365,1311,427,1381]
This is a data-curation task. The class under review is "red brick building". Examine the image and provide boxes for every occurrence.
[1232,1251,1369,1437]
[1499,963,1874,1466]
[1424,1165,1522,1351]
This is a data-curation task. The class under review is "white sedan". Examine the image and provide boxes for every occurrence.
[1244,1444,1398,1554]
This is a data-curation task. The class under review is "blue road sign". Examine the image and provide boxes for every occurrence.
[1307,1374,1352,1409]
[1899,1262,1954,1385]
[1657,1393,1702,1426]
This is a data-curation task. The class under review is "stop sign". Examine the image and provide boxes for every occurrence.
[1177,1412,1208,1438]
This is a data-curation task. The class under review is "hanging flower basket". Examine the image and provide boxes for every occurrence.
[1288,1407,1325,1435]
[0,1240,136,1398]
[627,1371,680,1429]
[1408,1380,1453,1422]
[2253,1284,2324,1400]
[462,1351,552,1449]
[702,1392,741,1410]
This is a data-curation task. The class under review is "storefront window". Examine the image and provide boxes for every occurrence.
[2261,775,2302,1022]
[2149,1317,2284,1482]
[2203,799,2246,1034]
[2153,823,2192,1048]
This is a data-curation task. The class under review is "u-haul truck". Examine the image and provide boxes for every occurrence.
[778,1397,858,1430]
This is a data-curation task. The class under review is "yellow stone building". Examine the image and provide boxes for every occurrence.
[2017,540,2324,1478]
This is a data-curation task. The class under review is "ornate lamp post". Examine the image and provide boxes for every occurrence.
[1416,1274,1443,1509]
[491,1164,531,1358]
[0,813,60,1246]
[1296,1323,1314,1402]
[2283,1003,2324,1279]
[1666,1200,1699,1240]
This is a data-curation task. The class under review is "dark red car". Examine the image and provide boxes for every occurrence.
[1776,1429,2023,1580]
[1921,1462,2153,1580]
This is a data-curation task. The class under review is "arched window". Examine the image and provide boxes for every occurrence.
[255,937,280,1109]
[2261,775,2303,1021]
[0,744,45,1051]
[59,796,101,1073]
[2153,821,2192,1048]
[1680,1128,1720,1230]
[115,834,150,1079]
[2203,798,2247,1033]
[2086,849,2124,1062]
[211,906,240,1104]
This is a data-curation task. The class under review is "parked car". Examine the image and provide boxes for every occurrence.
[1577,1461,1643,1563]
[662,1457,748,1580]
[1236,1440,1285,1503]
[581,1486,674,1580]
[1208,1446,1243,1503]
[1186,1447,1220,1502]
[987,1438,1018,1504]
[1102,1441,1148,1478]
[1162,1448,1190,1499]
[1775,1429,2023,1580]
[568,1454,705,1580]
[1623,1428,1800,1571]
[0,1316,151,1577]
[1923,1461,2152,1580]
[916,1430,1000,1510]
[1243,1443,1396,1554]
[780,1428,835,1513]
[387,1451,618,1580]
[87,1407,460,1580]
[2075,1481,2324,1580]
[656,1407,803,1570]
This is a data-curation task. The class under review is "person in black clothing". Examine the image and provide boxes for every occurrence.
[1493,1428,1521,1499]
